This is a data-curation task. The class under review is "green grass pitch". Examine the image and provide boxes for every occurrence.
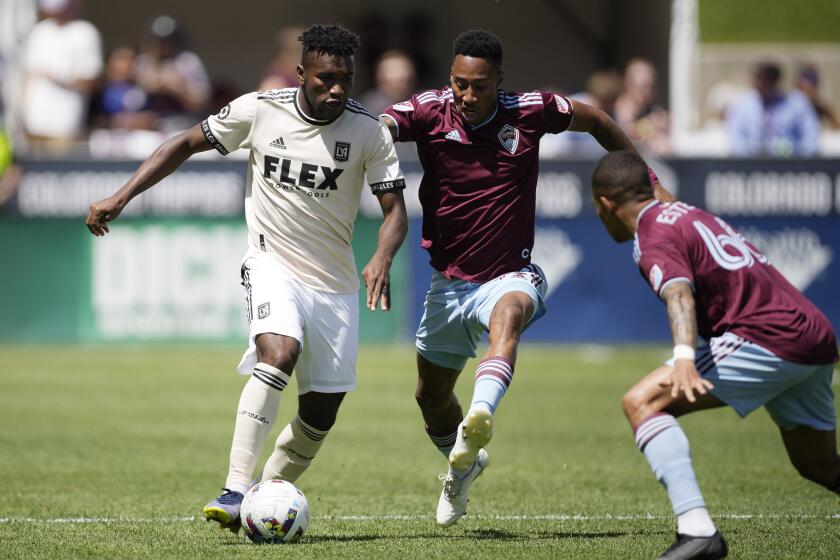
[1,344,838,559]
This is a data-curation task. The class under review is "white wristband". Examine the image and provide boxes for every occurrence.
[673,344,696,361]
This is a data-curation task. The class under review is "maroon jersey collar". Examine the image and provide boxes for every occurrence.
[635,200,660,230]
[467,103,499,130]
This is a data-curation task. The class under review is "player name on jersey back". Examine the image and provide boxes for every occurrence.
[634,201,838,365]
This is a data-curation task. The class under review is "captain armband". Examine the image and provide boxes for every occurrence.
[369,178,406,194]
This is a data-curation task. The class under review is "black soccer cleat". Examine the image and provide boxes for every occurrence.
[657,531,728,560]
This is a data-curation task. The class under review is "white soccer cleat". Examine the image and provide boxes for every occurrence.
[448,408,494,472]
[436,448,490,527]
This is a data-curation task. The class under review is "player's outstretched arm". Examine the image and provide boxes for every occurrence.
[660,281,714,402]
[86,124,213,236]
[361,190,408,312]
[568,100,675,203]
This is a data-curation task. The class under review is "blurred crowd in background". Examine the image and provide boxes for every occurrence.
[1,0,838,164]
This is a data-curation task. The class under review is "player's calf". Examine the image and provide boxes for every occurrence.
[778,424,840,493]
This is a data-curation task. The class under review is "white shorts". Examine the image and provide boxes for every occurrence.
[236,254,359,394]
[416,263,548,371]
[666,332,837,431]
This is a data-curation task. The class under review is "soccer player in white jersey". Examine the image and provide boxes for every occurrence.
[86,24,408,533]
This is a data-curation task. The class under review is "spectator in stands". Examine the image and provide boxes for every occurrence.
[0,77,22,206]
[541,69,622,158]
[258,26,304,91]
[726,62,820,157]
[134,15,211,131]
[614,58,670,155]
[91,46,156,131]
[399,12,437,89]
[360,50,416,116]
[795,63,839,130]
[19,0,102,150]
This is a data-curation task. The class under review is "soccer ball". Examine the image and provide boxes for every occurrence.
[240,479,310,544]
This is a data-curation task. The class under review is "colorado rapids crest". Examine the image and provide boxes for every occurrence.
[498,124,520,154]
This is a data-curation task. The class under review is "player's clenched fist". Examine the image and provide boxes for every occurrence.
[86,195,126,236]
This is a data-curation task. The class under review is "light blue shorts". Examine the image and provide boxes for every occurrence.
[666,332,837,431]
[416,264,548,371]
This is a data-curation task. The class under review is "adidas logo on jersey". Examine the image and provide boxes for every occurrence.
[445,130,462,143]
[269,137,286,149]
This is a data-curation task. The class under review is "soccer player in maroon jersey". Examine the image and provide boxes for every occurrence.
[380,30,672,526]
[591,150,839,560]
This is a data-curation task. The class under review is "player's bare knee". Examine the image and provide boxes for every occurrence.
[621,388,645,422]
[260,351,298,374]
[622,384,663,425]
[298,394,343,431]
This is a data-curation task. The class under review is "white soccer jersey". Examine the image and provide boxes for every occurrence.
[203,88,405,293]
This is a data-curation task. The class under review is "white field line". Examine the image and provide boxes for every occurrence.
[0,513,838,524]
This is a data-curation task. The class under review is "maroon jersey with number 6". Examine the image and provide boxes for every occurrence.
[634,201,838,365]
[383,87,574,282]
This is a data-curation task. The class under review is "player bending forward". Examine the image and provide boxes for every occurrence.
[591,151,839,560]
[381,30,672,526]
[86,24,407,533]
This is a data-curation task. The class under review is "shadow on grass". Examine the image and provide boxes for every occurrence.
[463,528,632,541]
[219,527,671,546]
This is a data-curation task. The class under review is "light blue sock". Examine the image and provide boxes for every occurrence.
[469,356,513,414]
[635,413,706,515]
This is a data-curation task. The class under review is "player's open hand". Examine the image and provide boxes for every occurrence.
[660,359,714,403]
[86,195,126,236]
[361,256,392,312]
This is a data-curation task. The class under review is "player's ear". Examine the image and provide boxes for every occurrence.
[296,64,305,85]
[496,68,504,88]
[598,195,617,214]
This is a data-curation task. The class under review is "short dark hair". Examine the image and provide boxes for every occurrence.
[299,24,360,58]
[452,29,503,70]
[591,151,653,205]
[755,62,781,86]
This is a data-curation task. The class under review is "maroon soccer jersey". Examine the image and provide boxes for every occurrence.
[383,87,573,282]
[635,201,838,365]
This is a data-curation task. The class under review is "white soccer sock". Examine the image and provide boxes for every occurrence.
[260,415,329,483]
[677,507,717,537]
[225,363,289,491]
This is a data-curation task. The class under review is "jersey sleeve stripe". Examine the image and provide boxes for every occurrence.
[417,91,453,104]
[200,119,229,155]
[346,100,378,120]
[345,106,378,121]
[501,100,543,108]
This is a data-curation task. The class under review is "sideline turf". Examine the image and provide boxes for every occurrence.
[1,345,838,559]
